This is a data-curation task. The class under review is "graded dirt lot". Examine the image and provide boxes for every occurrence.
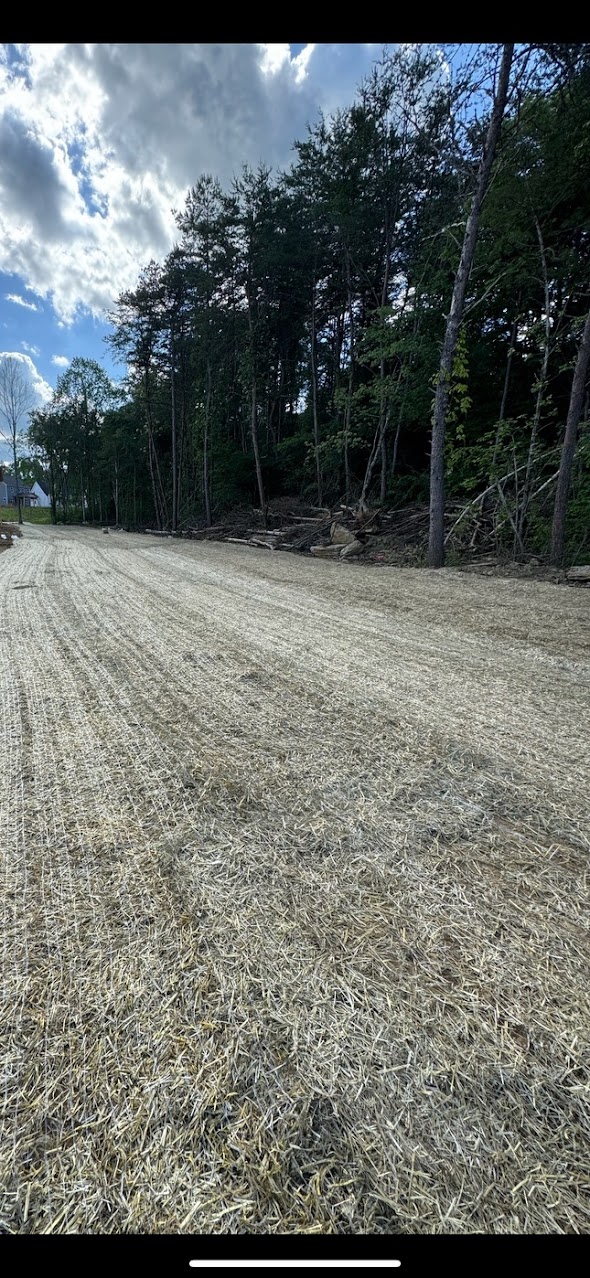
[1,524,589,1234]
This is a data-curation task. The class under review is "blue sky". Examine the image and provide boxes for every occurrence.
[0,42,395,460]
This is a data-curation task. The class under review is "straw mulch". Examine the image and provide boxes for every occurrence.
[1,524,589,1234]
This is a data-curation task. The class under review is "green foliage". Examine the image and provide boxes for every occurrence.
[21,45,590,551]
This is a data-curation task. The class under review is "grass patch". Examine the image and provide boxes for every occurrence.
[0,505,52,524]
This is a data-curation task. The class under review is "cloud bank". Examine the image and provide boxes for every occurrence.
[0,43,384,325]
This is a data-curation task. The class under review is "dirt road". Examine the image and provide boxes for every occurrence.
[2,524,589,1233]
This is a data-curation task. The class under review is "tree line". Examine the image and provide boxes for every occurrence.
[22,42,590,566]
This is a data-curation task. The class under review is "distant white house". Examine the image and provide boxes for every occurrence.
[31,481,51,507]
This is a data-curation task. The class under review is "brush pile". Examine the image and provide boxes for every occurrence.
[178,500,433,564]
[0,520,22,553]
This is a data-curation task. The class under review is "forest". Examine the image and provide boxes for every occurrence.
[26,43,590,568]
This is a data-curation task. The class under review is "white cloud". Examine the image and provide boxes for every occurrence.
[259,44,292,77]
[5,292,40,311]
[0,43,382,326]
[51,354,69,367]
[292,44,316,85]
[21,340,40,355]
[0,350,53,408]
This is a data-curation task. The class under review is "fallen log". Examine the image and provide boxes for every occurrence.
[286,514,325,523]
[566,565,590,582]
[340,539,364,559]
[310,545,343,558]
[225,536,275,550]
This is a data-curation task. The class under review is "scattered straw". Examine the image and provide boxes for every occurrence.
[1,524,589,1234]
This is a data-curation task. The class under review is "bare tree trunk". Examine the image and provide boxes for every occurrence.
[518,217,551,540]
[330,313,345,416]
[380,430,387,504]
[376,228,392,507]
[363,361,407,504]
[11,440,23,524]
[428,43,514,568]
[344,250,355,507]
[310,276,323,506]
[177,350,186,525]
[390,403,403,488]
[170,334,178,532]
[144,369,166,528]
[251,378,266,525]
[150,431,161,526]
[147,429,164,530]
[49,454,57,524]
[277,358,286,445]
[203,360,212,527]
[490,314,519,481]
[246,299,267,525]
[113,456,120,526]
[550,305,590,565]
[361,410,390,506]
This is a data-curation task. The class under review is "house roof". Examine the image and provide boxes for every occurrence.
[0,471,33,489]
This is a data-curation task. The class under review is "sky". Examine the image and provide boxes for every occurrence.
[0,41,389,461]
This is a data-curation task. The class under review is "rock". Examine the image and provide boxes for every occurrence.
[102,527,109,534]
[340,539,364,559]
[566,565,590,582]
[310,544,343,558]
[330,522,357,546]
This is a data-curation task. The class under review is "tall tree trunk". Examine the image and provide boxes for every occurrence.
[360,410,390,506]
[362,362,405,505]
[170,333,178,531]
[310,275,323,506]
[250,378,266,525]
[49,454,57,524]
[490,314,519,481]
[147,429,163,529]
[344,250,355,507]
[276,358,285,445]
[80,465,86,523]
[113,456,120,526]
[11,439,23,524]
[518,217,551,540]
[550,305,590,565]
[246,296,267,524]
[376,227,392,507]
[428,43,514,568]
[330,313,345,415]
[203,360,212,527]
[380,430,387,504]
[177,374,185,527]
[390,402,403,488]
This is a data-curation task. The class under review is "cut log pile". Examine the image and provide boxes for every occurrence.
[176,501,433,564]
[566,565,590,584]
